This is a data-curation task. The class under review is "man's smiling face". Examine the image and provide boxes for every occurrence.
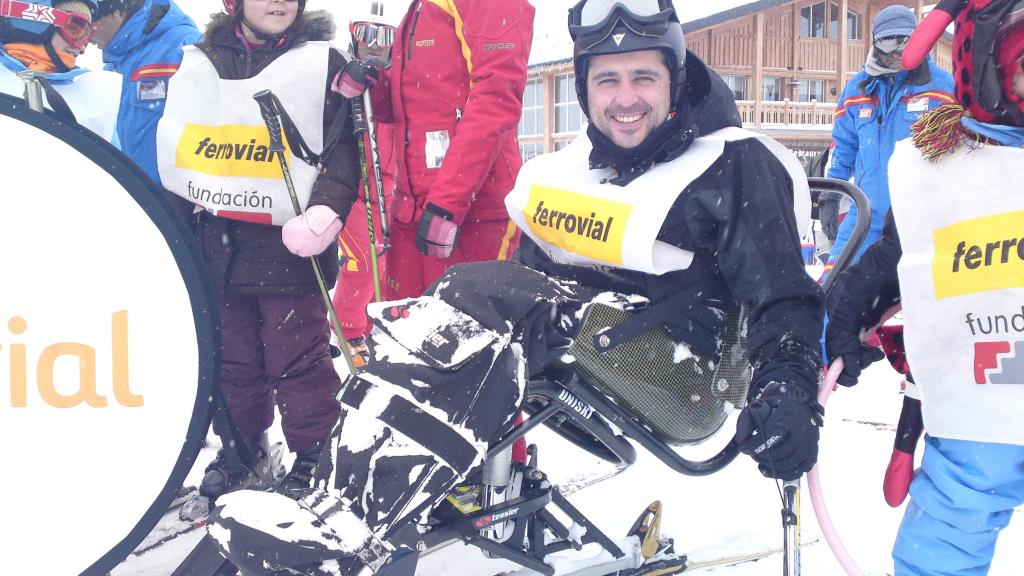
[586,49,671,149]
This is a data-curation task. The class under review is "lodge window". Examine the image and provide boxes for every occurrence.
[830,2,863,40]
[722,75,748,100]
[554,73,583,134]
[519,141,544,162]
[802,1,862,40]
[762,77,785,101]
[798,79,826,102]
[800,2,826,38]
[518,78,543,138]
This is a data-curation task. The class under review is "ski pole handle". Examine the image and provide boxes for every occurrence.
[253,90,286,153]
[15,70,45,112]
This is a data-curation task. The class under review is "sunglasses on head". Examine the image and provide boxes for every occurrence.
[874,35,910,56]
[351,22,396,48]
[0,1,94,49]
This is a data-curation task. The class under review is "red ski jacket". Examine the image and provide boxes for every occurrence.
[373,0,535,226]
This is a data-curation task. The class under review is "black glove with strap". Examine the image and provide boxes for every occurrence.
[825,304,886,386]
[735,381,824,480]
[416,203,460,258]
[332,59,381,98]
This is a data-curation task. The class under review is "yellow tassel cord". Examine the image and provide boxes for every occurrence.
[911,104,995,162]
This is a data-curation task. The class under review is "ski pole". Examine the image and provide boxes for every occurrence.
[782,479,801,576]
[252,89,361,377]
[350,95,384,302]
[360,90,391,254]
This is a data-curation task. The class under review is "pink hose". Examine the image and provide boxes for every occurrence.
[810,305,903,574]
[807,359,867,576]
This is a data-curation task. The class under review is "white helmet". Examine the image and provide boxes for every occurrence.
[349,0,395,27]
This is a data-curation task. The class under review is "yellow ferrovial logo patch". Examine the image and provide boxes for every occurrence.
[175,124,289,179]
[933,210,1024,300]
[524,185,632,265]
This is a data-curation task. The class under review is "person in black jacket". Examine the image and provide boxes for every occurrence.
[206,1,825,573]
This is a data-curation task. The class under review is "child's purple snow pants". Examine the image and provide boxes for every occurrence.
[217,293,342,453]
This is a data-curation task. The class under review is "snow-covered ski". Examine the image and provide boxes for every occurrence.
[687,539,820,571]
[123,486,204,558]
[127,443,287,563]
[841,418,897,432]
[557,465,629,497]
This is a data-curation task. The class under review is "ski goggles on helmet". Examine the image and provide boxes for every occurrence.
[57,11,94,49]
[0,0,94,49]
[569,0,677,48]
[351,21,396,48]
[873,35,910,56]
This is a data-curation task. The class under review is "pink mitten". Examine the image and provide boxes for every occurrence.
[282,205,343,257]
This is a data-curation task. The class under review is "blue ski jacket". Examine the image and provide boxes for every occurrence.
[102,0,200,184]
[826,58,954,265]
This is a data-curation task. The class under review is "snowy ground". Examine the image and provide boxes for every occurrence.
[111,357,1023,576]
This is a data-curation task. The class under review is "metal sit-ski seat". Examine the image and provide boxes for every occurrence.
[566,303,750,445]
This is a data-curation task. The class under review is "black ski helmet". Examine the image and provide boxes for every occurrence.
[94,0,144,20]
[568,0,687,119]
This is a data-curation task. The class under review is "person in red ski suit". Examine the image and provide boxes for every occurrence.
[365,0,535,300]
[332,0,536,461]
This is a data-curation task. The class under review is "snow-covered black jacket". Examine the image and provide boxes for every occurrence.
[190,11,359,295]
[520,53,825,399]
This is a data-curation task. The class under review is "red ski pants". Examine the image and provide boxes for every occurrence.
[332,196,389,341]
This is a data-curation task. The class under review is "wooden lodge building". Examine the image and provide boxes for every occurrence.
[518,0,953,163]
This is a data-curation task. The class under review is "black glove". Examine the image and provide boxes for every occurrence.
[416,203,460,258]
[332,59,381,98]
[818,193,840,243]
[736,381,824,480]
[825,320,886,386]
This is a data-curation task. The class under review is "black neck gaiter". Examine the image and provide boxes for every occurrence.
[587,111,698,186]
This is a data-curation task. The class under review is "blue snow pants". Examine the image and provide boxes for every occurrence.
[893,435,1024,576]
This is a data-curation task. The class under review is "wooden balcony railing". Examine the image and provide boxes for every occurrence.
[735,100,836,129]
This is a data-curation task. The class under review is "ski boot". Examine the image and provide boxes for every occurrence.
[276,444,323,499]
[181,433,283,521]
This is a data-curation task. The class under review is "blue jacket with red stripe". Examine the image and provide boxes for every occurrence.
[102,0,200,185]
[828,58,954,221]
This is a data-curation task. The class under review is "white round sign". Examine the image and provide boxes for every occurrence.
[0,96,217,575]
